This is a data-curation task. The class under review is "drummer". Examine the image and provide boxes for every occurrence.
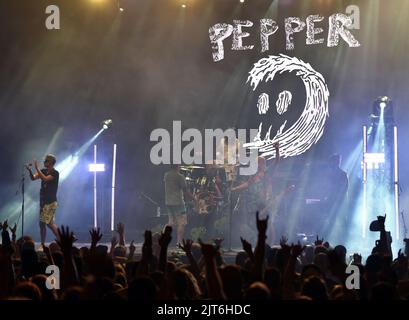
[204,160,223,198]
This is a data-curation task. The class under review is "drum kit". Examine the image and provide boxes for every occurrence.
[180,163,236,216]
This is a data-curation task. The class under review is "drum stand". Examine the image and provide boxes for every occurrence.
[226,181,240,251]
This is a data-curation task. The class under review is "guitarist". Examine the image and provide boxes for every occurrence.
[164,164,197,245]
[231,142,281,243]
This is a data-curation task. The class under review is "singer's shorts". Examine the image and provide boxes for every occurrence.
[40,202,58,224]
[166,205,187,226]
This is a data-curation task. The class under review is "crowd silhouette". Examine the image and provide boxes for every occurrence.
[0,213,408,301]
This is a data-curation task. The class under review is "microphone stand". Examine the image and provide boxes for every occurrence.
[140,192,161,217]
[226,175,239,252]
[227,182,233,251]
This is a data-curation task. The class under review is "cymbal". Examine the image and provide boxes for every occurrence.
[180,165,204,170]
[208,163,240,168]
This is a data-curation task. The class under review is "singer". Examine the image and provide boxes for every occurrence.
[25,154,60,247]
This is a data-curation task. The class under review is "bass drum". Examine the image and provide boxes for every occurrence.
[194,191,217,215]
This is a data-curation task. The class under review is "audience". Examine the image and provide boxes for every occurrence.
[0,213,408,300]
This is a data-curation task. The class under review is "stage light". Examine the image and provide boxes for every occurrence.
[364,152,385,170]
[102,119,113,130]
[181,4,186,8]
[379,96,389,110]
[88,163,105,172]
[364,152,385,164]
[240,0,245,3]
[57,128,105,181]
[115,0,124,11]
[377,96,389,107]
[372,96,393,125]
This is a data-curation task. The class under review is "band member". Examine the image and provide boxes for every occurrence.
[231,142,280,198]
[231,142,280,243]
[164,164,196,245]
[25,154,60,247]
[324,154,348,204]
[321,153,349,239]
[203,163,223,198]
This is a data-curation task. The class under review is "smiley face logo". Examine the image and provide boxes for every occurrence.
[244,54,330,159]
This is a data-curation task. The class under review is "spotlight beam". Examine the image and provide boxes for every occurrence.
[57,128,105,181]
[394,126,399,240]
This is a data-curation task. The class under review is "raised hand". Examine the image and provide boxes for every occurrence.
[111,236,118,249]
[213,238,224,250]
[0,220,8,232]
[280,236,288,247]
[377,214,386,227]
[315,235,324,246]
[9,223,17,242]
[10,223,17,235]
[178,239,193,255]
[89,227,103,246]
[353,253,362,264]
[256,211,268,236]
[198,238,218,259]
[240,237,253,254]
[142,231,153,261]
[42,244,54,264]
[280,236,291,256]
[116,222,126,246]
[158,225,172,248]
[291,242,306,258]
[404,238,409,256]
[397,249,406,262]
[42,244,50,255]
[116,222,125,235]
[57,225,77,255]
[128,240,136,259]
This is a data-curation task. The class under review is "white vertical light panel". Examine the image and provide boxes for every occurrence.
[394,126,399,240]
[93,144,98,228]
[362,126,367,238]
[111,144,117,231]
